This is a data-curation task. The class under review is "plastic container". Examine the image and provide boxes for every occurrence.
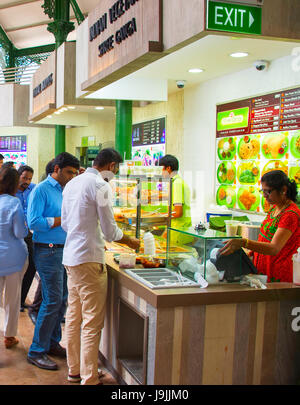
[143,231,156,256]
[224,220,240,237]
[119,253,136,269]
[293,248,300,285]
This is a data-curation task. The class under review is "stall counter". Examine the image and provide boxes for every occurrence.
[99,252,300,385]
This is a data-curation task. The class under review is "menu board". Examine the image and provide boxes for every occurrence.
[215,87,300,212]
[0,135,27,152]
[132,118,166,166]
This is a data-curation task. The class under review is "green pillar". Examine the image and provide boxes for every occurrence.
[45,0,75,155]
[115,100,132,161]
[55,125,66,155]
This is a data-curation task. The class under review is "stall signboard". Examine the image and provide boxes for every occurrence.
[30,51,56,120]
[0,135,27,169]
[82,0,163,92]
[132,117,165,166]
[215,87,300,212]
[206,0,262,35]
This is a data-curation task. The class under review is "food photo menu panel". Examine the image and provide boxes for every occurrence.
[0,135,27,169]
[215,87,300,212]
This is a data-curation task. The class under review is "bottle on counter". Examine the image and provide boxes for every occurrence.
[143,231,156,256]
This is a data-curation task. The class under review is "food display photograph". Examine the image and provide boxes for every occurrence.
[217,137,236,160]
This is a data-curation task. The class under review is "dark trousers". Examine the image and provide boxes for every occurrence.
[21,233,36,307]
[28,278,42,315]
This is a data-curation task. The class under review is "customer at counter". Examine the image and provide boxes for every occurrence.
[220,170,300,282]
[61,148,140,385]
[159,154,192,244]
[26,152,80,371]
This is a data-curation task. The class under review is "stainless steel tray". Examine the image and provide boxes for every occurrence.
[124,267,201,289]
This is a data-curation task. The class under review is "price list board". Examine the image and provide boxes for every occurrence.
[215,86,300,213]
[132,118,165,146]
[0,135,27,152]
[217,87,300,138]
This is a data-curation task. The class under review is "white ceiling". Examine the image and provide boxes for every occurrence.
[0,1,299,123]
[0,0,99,49]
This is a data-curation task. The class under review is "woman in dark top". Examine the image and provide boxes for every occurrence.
[220,170,300,282]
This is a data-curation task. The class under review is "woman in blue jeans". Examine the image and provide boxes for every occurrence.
[0,166,28,349]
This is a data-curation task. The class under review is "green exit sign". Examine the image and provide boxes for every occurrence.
[206,0,262,35]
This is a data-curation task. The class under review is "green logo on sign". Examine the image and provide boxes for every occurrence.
[207,0,262,35]
[217,107,249,131]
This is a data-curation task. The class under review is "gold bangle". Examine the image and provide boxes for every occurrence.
[244,238,249,249]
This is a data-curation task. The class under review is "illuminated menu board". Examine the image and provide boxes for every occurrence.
[132,118,166,166]
[0,136,27,152]
[217,87,300,138]
[215,87,300,212]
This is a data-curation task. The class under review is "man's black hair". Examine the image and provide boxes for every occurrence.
[53,152,80,170]
[0,153,4,160]
[45,159,55,175]
[94,148,123,168]
[159,154,179,172]
[2,161,14,168]
[18,165,34,176]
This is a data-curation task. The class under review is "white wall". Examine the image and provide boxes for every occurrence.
[183,54,300,223]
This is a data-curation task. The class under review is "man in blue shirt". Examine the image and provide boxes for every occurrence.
[27,152,80,371]
[16,165,36,312]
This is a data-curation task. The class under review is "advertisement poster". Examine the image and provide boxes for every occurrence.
[132,117,166,166]
[0,135,27,169]
[215,88,300,212]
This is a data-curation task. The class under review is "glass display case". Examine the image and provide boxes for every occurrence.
[111,174,172,252]
[166,227,256,283]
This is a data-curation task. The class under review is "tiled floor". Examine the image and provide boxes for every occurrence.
[0,277,117,385]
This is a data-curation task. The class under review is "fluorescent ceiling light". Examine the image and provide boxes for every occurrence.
[188,68,204,73]
[68,106,76,109]
[230,52,249,58]
[95,106,104,110]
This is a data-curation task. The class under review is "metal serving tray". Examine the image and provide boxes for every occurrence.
[124,268,201,289]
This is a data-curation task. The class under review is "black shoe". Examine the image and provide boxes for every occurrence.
[48,344,66,358]
[27,354,58,370]
[28,311,38,325]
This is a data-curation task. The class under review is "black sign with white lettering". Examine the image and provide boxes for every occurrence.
[33,73,53,98]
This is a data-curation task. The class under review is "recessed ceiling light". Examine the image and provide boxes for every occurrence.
[230,52,249,58]
[48,115,52,119]
[54,111,61,115]
[68,106,76,109]
[95,106,104,110]
[188,68,204,73]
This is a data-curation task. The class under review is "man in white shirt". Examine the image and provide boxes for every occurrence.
[61,148,139,385]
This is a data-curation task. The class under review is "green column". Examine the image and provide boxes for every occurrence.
[55,125,65,155]
[45,0,75,155]
[115,100,132,161]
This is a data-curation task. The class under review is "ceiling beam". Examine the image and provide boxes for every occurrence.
[5,14,88,33]
[0,0,41,10]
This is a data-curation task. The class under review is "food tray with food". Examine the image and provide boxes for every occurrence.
[238,135,260,160]
[217,137,236,160]
[216,185,236,209]
[217,161,236,184]
[237,186,260,211]
[261,132,288,160]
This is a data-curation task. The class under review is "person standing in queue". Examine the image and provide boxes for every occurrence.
[27,159,55,325]
[16,165,36,312]
[0,166,28,349]
[61,148,140,385]
[26,152,80,371]
[220,170,300,282]
[0,154,4,168]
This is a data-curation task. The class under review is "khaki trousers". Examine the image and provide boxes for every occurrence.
[65,262,107,385]
[0,258,28,337]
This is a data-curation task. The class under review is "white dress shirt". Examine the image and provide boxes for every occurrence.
[61,167,123,266]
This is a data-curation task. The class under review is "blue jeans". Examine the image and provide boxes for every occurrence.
[28,245,67,358]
